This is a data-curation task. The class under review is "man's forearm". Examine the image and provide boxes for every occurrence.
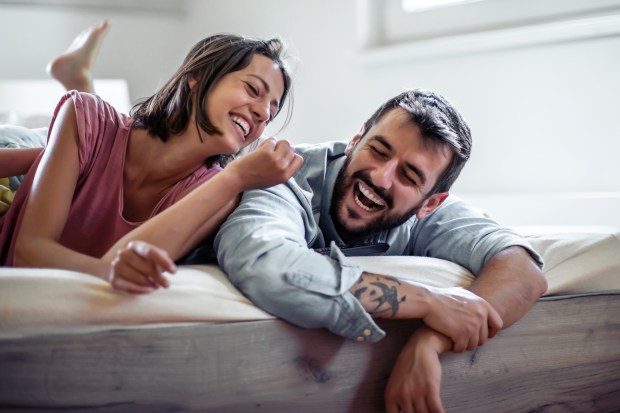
[468,245,547,328]
[351,272,428,319]
[350,270,503,352]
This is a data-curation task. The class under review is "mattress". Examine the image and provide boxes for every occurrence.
[1,225,618,340]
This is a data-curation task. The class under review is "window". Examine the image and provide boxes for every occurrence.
[357,0,620,58]
[402,0,483,13]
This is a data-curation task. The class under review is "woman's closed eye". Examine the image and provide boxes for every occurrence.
[245,81,259,97]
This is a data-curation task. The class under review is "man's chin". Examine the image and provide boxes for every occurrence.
[335,218,379,244]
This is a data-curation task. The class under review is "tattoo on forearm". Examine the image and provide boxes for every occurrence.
[352,273,406,318]
[352,286,367,300]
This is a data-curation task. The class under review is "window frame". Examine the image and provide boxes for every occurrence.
[357,0,620,61]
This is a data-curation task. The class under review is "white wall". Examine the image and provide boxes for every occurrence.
[0,3,189,105]
[1,0,618,226]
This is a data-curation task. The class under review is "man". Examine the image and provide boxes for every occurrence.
[214,89,547,412]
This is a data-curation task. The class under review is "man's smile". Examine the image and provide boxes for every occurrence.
[353,180,387,213]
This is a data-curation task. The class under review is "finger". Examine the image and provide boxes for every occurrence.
[487,305,503,337]
[413,397,429,413]
[118,252,167,288]
[129,241,176,273]
[426,392,445,413]
[112,251,158,288]
[402,400,414,413]
[479,318,489,346]
[289,153,304,172]
[273,138,292,153]
[451,337,465,353]
[466,331,479,352]
[385,401,400,413]
[258,136,277,149]
[111,276,156,294]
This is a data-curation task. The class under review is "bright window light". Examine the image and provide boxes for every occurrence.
[402,0,485,13]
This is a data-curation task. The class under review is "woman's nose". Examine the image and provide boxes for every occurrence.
[252,99,270,123]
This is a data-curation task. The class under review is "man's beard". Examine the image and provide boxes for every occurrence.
[329,158,422,244]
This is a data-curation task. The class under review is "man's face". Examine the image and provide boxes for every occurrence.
[331,108,452,243]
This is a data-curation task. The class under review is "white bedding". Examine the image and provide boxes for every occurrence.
[1,226,618,339]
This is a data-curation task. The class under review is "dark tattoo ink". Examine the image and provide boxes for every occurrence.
[352,286,367,300]
[370,281,402,317]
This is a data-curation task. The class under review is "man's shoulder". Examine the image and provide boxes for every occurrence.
[294,140,348,161]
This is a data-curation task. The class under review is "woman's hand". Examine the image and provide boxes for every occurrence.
[385,326,451,413]
[107,240,177,294]
[226,137,303,191]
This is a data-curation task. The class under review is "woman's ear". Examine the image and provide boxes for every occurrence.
[188,77,198,91]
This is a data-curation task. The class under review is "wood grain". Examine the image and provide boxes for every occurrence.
[1,294,619,412]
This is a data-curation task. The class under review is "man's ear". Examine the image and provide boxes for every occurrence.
[416,192,449,220]
[345,124,366,156]
[345,134,362,156]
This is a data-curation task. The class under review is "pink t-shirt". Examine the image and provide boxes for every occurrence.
[0,91,220,264]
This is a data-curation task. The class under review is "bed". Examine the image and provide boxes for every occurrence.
[1,223,619,412]
[1,80,619,412]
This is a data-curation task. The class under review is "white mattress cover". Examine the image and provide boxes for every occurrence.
[1,226,618,339]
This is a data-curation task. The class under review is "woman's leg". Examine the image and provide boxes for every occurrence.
[1,22,109,188]
[46,20,110,93]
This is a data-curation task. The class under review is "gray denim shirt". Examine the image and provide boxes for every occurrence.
[215,141,542,343]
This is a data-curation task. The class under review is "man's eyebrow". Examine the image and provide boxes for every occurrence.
[373,135,427,186]
[248,74,280,111]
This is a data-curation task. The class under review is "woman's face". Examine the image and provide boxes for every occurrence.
[205,54,286,154]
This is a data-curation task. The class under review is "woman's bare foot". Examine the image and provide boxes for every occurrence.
[46,20,110,93]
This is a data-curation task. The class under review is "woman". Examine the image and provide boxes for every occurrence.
[0,22,303,294]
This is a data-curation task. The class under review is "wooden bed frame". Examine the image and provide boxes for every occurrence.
[1,292,619,412]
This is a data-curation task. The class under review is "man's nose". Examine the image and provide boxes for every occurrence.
[370,159,397,189]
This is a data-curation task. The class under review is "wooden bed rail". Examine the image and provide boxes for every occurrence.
[1,293,619,412]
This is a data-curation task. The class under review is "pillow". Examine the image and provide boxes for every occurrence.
[0,124,48,189]
[519,225,620,295]
[350,226,620,296]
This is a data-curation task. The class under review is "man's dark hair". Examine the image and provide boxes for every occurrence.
[361,88,472,195]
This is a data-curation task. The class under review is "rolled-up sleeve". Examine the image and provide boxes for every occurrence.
[215,183,385,342]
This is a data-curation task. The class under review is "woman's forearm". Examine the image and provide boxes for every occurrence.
[102,169,244,262]
[0,147,43,177]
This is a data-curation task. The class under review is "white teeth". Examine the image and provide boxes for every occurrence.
[358,182,385,207]
[354,182,385,212]
[354,194,375,212]
[231,115,250,137]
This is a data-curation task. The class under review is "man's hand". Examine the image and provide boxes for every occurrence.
[107,240,176,294]
[385,246,546,411]
[385,326,452,413]
[351,273,502,352]
[424,286,503,353]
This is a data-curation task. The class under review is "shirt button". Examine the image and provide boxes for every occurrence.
[356,336,366,342]
[363,328,372,336]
